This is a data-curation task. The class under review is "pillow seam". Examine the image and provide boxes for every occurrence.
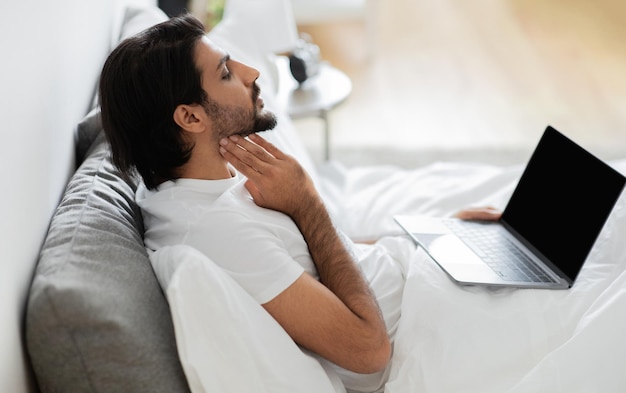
[41,285,98,392]
[45,154,108,392]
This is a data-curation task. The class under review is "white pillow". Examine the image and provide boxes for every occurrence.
[150,244,345,393]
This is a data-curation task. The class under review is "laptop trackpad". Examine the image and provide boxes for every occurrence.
[416,233,503,285]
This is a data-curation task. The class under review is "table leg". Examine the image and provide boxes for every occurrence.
[321,109,330,160]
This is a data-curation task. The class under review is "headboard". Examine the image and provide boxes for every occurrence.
[0,0,156,391]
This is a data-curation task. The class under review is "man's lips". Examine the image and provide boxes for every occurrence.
[252,82,262,108]
[256,96,265,109]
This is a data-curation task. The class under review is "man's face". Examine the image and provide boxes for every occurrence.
[194,37,276,140]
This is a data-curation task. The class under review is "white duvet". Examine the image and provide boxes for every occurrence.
[318,159,626,392]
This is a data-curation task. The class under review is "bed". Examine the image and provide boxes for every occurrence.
[4,0,626,392]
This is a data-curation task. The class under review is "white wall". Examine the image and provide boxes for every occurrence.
[0,0,155,391]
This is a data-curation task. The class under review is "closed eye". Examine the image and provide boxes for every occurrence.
[221,65,231,80]
[217,54,232,80]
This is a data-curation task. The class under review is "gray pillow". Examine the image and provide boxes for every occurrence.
[74,107,103,165]
[26,141,190,393]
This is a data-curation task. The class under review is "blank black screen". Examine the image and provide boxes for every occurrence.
[501,126,625,281]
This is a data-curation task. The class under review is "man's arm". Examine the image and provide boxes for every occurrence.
[219,134,391,374]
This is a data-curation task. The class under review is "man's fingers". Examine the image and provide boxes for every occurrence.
[249,134,284,159]
[228,135,275,163]
[454,206,502,221]
[219,137,267,176]
[219,145,258,177]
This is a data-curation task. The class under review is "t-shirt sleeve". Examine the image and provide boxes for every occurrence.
[183,211,305,304]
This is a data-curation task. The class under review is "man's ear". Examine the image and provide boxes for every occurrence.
[173,104,207,133]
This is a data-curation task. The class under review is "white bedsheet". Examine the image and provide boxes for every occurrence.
[318,159,626,392]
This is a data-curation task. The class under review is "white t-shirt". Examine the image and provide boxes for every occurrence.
[136,172,410,392]
[137,172,316,304]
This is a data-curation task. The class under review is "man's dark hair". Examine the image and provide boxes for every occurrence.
[99,14,207,189]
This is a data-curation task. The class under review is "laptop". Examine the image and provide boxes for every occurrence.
[394,126,626,289]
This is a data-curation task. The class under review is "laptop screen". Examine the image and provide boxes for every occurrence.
[501,126,625,281]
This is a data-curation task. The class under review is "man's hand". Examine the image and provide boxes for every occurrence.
[454,206,502,221]
[219,134,319,219]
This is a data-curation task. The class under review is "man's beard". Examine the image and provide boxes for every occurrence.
[203,86,277,140]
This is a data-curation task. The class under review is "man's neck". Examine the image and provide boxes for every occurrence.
[177,147,233,180]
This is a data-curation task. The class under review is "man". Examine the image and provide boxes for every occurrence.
[99,13,500,391]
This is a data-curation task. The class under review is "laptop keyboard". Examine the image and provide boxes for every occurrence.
[443,219,555,283]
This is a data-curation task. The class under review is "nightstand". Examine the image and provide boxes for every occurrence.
[274,56,352,160]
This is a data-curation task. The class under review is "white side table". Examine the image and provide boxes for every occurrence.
[274,56,352,160]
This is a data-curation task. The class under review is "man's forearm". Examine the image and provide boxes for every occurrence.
[291,194,387,332]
